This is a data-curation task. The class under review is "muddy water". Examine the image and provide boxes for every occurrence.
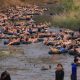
[0,39,80,80]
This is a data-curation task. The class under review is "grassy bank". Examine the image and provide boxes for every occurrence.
[52,13,80,30]
[51,0,80,30]
[33,0,80,30]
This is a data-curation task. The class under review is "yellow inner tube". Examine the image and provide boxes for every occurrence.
[50,47,60,54]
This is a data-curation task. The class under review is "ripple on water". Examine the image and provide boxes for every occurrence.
[0,42,80,80]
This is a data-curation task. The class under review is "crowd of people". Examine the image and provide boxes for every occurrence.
[0,3,80,80]
[47,29,80,56]
[0,4,80,56]
[0,4,49,45]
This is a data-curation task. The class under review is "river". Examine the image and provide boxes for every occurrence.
[0,29,80,80]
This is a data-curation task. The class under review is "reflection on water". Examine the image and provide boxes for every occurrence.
[0,42,80,80]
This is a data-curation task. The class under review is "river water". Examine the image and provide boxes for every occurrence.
[0,30,80,80]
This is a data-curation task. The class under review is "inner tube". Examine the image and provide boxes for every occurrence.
[59,47,68,53]
[49,48,60,54]
[0,37,6,39]
[11,42,20,45]
[4,41,9,45]
[4,41,20,45]
[6,33,14,35]
[21,41,32,44]
[47,42,54,46]
[48,51,54,55]
[37,38,44,42]
[48,50,60,55]
[68,50,78,55]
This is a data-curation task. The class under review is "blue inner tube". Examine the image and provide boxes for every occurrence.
[4,41,9,45]
[59,47,68,53]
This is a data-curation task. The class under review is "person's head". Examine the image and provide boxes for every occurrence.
[63,45,66,48]
[0,71,11,80]
[56,64,63,71]
[74,56,78,63]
